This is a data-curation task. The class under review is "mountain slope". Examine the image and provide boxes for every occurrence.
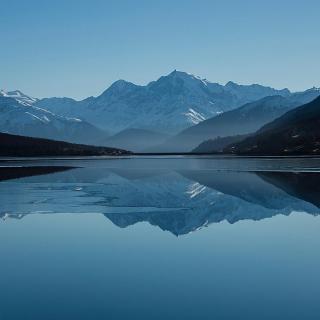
[35,70,291,134]
[0,132,129,156]
[0,92,108,145]
[192,134,249,153]
[152,90,320,152]
[225,96,320,155]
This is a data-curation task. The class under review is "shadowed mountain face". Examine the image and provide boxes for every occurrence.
[151,90,320,152]
[225,96,320,155]
[1,160,320,235]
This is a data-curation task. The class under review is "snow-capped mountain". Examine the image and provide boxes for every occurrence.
[0,91,108,145]
[3,72,318,152]
[0,89,38,105]
[35,70,291,134]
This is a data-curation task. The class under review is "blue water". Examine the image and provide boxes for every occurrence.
[1,157,320,320]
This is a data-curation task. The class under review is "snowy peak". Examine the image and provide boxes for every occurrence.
[0,89,38,106]
[167,69,207,82]
[151,70,211,91]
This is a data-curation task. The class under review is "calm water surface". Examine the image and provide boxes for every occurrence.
[1,156,320,320]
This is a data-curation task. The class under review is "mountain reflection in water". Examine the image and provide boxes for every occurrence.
[1,160,320,236]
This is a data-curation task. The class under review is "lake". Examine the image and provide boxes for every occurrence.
[1,156,320,320]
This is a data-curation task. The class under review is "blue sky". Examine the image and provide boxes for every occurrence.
[1,0,319,99]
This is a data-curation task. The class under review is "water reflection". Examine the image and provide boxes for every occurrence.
[1,160,320,235]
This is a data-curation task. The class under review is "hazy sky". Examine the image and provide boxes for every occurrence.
[1,0,319,99]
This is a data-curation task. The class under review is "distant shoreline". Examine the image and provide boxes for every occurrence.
[1,153,320,161]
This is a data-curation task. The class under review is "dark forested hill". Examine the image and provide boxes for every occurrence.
[224,96,320,155]
[192,134,249,153]
[0,132,130,157]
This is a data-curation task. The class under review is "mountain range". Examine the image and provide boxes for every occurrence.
[1,71,320,153]
[150,89,320,152]
[35,70,292,135]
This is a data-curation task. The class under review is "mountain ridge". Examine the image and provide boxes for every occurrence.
[149,89,320,152]
[0,92,109,145]
[34,70,292,135]
[3,72,319,153]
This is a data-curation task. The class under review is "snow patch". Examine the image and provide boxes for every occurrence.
[25,112,47,123]
[184,108,206,124]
